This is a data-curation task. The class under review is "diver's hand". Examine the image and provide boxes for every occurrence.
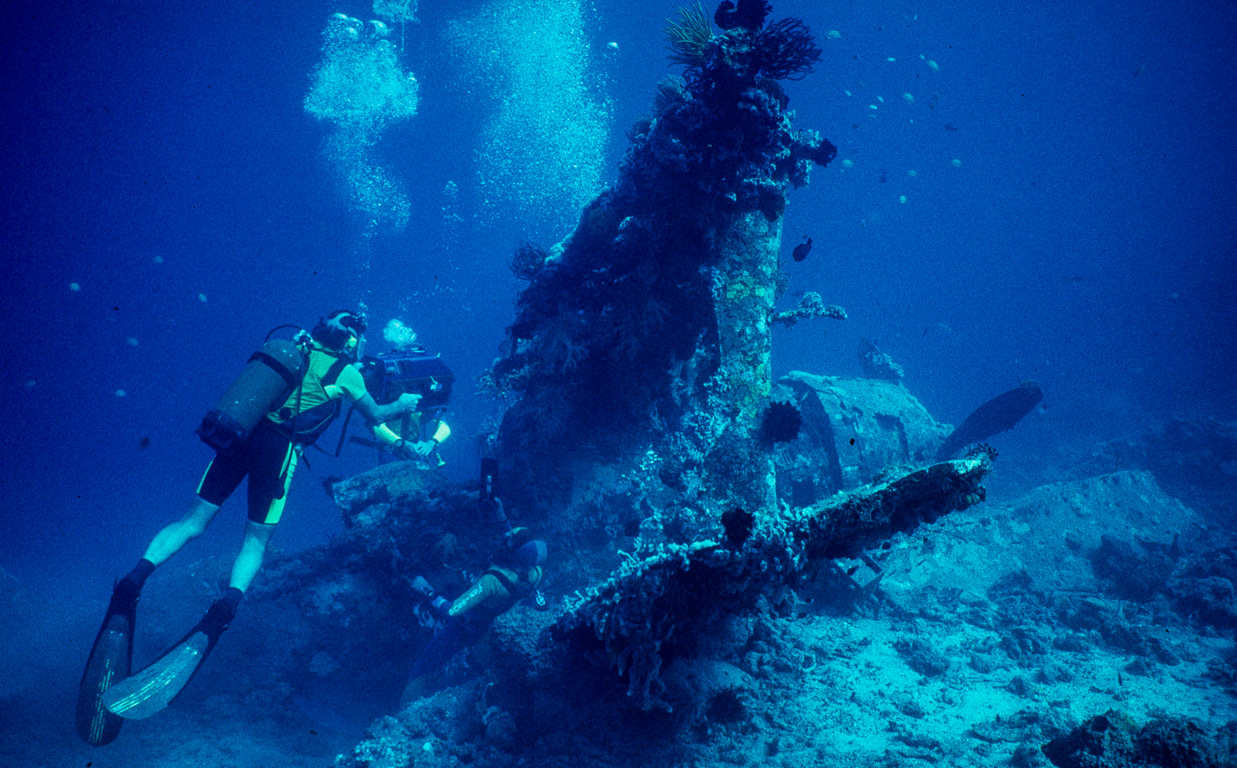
[484,496,510,528]
[411,440,436,458]
[396,392,422,413]
[411,576,436,599]
[392,439,416,461]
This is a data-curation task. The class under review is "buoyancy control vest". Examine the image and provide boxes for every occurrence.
[268,350,352,446]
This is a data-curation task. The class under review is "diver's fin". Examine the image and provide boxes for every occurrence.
[100,597,233,721]
[100,629,212,719]
[76,582,137,745]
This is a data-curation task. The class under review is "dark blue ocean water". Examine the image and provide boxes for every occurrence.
[1,0,1233,602]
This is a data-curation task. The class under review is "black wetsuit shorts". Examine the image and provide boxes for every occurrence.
[195,421,298,525]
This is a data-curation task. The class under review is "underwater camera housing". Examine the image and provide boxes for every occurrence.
[359,348,455,413]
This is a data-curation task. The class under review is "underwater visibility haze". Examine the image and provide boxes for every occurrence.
[1,0,1235,765]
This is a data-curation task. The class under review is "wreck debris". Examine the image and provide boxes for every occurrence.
[488,0,836,517]
[936,380,1044,459]
[774,372,949,499]
[552,455,991,709]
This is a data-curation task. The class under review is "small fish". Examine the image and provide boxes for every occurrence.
[139,436,152,450]
[792,236,813,262]
[845,564,860,576]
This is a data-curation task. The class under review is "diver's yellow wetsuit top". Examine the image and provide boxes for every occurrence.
[266,343,368,441]
[448,565,543,621]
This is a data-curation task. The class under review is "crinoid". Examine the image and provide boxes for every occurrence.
[704,684,750,724]
[966,442,999,462]
[714,0,771,32]
[758,400,802,445]
[721,507,755,549]
[756,17,822,80]
[665,1,713,67]
[510,241,547,281]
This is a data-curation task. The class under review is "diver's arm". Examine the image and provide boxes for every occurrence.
[407,420,450,458]
[353,391,420,425]
[333,365,420,425]
[370,422,404,449]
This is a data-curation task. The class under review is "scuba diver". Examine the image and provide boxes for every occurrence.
[356,318,454,467]
[399,519,548,705]
[77,310,423,745]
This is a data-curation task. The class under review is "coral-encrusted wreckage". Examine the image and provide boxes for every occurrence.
[140,3,1235,766]
[550,455,992,710]
[487,0,837,516]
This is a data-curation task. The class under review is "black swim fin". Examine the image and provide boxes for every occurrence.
[100,597,234,721]
[76,580,137,745]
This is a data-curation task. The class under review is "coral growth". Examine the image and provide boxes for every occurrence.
[489,2,836,496]
[857,339,905,382]
[665,2,713,67]
[652,75,689,115]
[552,456,992,709]
[669,1,821,82]
[772,291,847,327]
[714,0,771,31]
[1042,711,1229,768]
[755,18,822,80]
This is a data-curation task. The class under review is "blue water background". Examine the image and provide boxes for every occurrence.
[1,0,1233,598]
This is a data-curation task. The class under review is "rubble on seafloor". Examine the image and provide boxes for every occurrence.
[139,371,1232,768]
[319,464,1236,768]
[60,393,1232,768]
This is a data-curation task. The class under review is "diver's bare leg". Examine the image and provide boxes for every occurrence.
[228,520,275,593]
[141,497,221,566]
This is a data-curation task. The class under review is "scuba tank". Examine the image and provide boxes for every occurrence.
[196,337,308,453]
